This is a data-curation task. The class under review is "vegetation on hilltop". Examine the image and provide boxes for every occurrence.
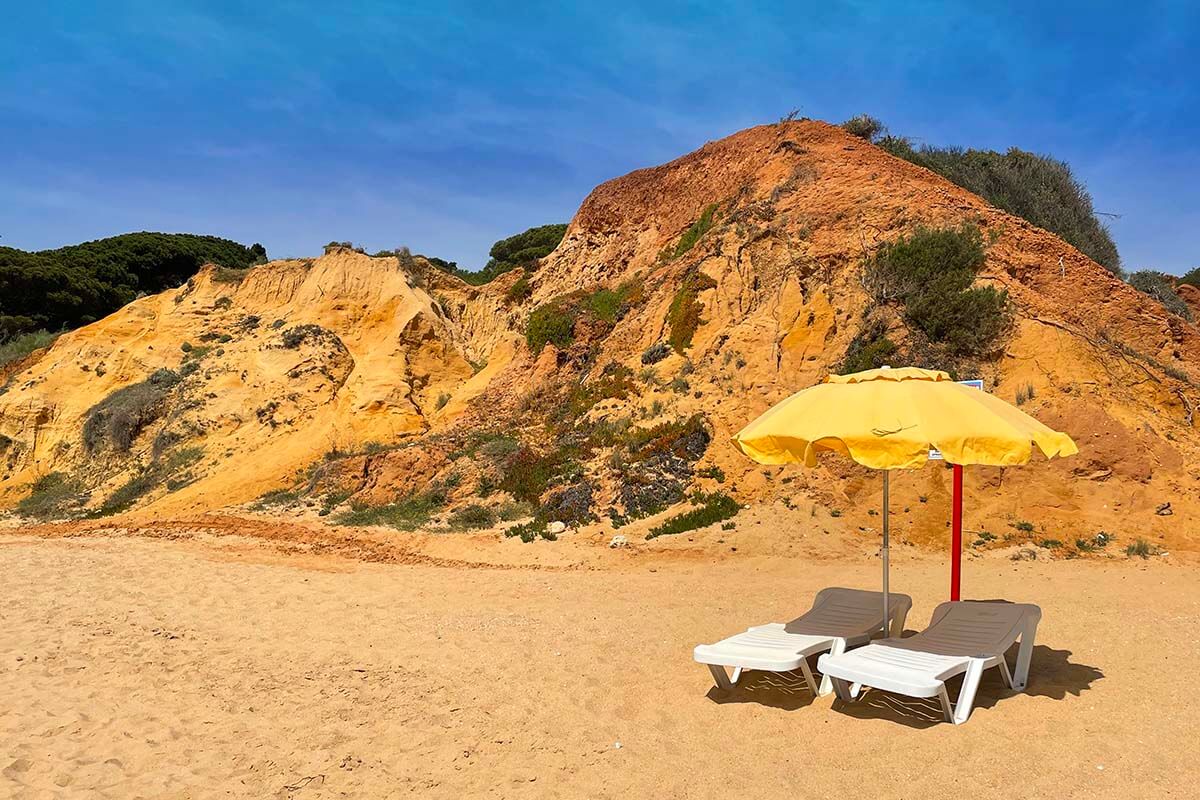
[1180,267,1200,288]
[883,142,1121,273]
[1127,270,1193,320]
[853,222,1011,372]
[840,115,1120,274]
[0,233,265,338]
[460,224,567,285]
[382,224,567,286]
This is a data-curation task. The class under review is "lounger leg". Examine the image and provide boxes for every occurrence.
[796,658,819,695]
[731,667,743,684]
[817,639,847,696]
[997,656,1014,689]
[951,659,985,725]
[937,686,954,723]
[830,676,857,702]
[1012,617,1040,691]
[889,605,908,638]
[707,664,734,691]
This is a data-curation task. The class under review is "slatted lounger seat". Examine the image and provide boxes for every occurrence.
[693,587,912,696]
[817,600,1041,725]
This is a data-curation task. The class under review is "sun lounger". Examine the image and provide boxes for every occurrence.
[693,587,912,696]
[817,600,1040,725]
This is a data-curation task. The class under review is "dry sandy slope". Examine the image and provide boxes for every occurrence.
[1,532,1195,799]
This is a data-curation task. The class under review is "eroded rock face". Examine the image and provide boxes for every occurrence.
[0,252,481,513]
[2,121,1199,551]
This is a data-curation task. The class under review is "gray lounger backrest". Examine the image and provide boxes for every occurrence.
[885,601,1041,657]
[784,587,912,638]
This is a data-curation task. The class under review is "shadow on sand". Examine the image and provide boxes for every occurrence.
[705,665,820,711]
[705,643,1103,726]
[828,642,1104,728]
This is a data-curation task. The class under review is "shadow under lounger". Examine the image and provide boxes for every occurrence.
[817,600,1041,725]
[693,587,912,696]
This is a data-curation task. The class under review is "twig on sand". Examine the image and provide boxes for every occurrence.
[283,774,325,792]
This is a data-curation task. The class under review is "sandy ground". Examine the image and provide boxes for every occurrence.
[1,524,1197,799]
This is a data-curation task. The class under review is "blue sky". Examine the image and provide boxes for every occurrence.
[2,1,1197,273]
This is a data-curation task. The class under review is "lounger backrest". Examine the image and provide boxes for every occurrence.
[885,601,1041,657]
[784,587,912,638]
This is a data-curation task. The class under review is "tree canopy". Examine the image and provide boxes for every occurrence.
[415,223,567,286]
[877,139,1120,273]
[0,232,264,336]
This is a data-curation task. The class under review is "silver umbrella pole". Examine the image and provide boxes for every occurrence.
[882,469,890,639]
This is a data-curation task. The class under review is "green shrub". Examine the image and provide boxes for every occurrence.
[647,492,740,539]
[97,473,158,515]
[673,204,719,259]
[16,472,86,520]
[1127,271,1192,321]
[253,487,300,509]
[878,140,1120,273]
[95,446,204,515]
[479,435,522,459]
[567,363,637,416]
[1125,538,1155,559]
[641,342,671,365]
[280,324,327,349]
[972,530,998,547]
[333,491,446,530]
[82,369,180,453]
[841,322,898,373]
[212,267,251,284]
[667,269,717,352]
[497,500,534,520]
[505,275,532,304]
[0,330,58,367]
[449,504,497,530]
[523,281,641,356]
[525,302,575,354]
[841,114,886,142]
[584,289,622,323]
[866,224,1010,357]
[1180,267,1200,288]
[625,415,710,463]
[506,518,550,543]
[499,447,564,503]
[1013,520,1035,533]
[1015,383,1035,405]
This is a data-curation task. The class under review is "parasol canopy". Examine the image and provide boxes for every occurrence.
[734,367,1078,470]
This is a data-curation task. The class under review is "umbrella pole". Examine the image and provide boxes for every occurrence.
[951,464,963,601]
[882,469,890,639]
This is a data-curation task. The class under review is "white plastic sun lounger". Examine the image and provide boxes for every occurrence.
[693,587,912,696]
[817,600,1041,725]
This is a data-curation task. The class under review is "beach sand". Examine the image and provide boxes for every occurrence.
[1,525,1196,799]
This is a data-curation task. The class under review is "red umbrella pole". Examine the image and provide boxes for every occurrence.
[951,464,963,600]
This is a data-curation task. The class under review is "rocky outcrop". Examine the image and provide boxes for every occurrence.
[3,121,1198,554]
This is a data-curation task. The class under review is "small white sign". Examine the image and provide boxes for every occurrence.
[928,379,984,460]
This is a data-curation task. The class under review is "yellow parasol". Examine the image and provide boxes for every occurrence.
[733,366,1077,632]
